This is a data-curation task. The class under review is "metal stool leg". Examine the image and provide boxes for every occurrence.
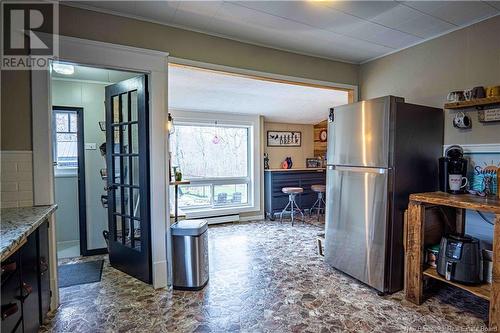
[317,193,322,221]
[310,191,326,221]
[291,194,304,226]
[310,197,320,217]
[280,200,292,223]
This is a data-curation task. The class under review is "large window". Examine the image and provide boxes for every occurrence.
[171,123,251,209]
[53,109,78,168]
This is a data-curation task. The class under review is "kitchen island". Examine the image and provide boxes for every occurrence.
[264,168,326,220]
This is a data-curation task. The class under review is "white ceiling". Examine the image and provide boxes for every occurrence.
[67,1,500,63]
[168,65,348,124]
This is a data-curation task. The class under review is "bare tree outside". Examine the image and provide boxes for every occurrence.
[170,124,249,208]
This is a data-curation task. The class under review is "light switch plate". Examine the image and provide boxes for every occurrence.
[85,143,97,150]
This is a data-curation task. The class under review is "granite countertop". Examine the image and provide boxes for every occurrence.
[264,168,326,172]
[1,205,57,261]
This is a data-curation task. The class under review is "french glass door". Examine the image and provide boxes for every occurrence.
[105,75,152,283]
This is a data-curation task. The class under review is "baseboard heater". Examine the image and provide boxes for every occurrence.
[187,214,240,225]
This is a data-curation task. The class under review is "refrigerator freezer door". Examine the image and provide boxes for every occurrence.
[324,165,389,292]
[329,97,391,168]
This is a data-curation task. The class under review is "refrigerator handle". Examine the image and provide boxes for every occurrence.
[330,165,388,174]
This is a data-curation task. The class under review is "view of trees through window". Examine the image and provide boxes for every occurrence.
[54,110,78,168]
[171,125,248,178]
[171,124,250,208]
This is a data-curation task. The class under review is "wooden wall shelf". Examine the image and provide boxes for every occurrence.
[444,96,500,109]
[423,267,490,301]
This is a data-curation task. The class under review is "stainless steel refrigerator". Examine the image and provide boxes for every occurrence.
[324,96,443,294]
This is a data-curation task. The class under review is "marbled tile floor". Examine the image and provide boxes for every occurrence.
[42,219,489,333]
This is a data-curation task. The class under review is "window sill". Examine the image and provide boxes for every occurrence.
[54,168,78,178]
[180,205,258,219]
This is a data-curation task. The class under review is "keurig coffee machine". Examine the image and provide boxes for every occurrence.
[439,145,468,194]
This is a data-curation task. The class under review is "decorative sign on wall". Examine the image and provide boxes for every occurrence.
[267,131,301,147]
[468,155,499,196]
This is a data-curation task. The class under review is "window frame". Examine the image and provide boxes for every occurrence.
[171,121,253,210]
[52,107,81,170]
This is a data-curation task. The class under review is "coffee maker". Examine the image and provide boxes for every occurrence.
[439,145,468,194]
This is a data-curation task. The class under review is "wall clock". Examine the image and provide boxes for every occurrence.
[319,129,327,142]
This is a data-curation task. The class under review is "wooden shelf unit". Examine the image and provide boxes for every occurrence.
[444,96,500,109]
[423,267,490,301]
[405,192,500,330]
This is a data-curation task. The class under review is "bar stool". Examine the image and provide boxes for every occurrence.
[280,187,304,226]
[310,184,326,221]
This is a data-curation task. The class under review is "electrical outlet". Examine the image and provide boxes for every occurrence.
[85,143,97,150]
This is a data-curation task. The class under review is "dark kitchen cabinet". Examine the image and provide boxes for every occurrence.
[20,233,40,333]
[1,252,22,333]
[1,221,50,333]
[37,222,50,324]
[264,169,326,219]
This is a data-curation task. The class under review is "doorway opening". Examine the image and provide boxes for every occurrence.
[167,62,353,223]
[51,62,152,287]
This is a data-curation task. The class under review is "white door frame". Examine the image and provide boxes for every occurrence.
[31,35,170,309]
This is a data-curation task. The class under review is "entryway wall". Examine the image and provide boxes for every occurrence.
[52,80,108,252]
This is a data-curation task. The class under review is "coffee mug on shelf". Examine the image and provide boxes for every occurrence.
[453,112,471,129]
[486,86,500,98]
[463,89,473,101]
[447,90,465,102]
[449,174,468,191]
[472,86,486,99]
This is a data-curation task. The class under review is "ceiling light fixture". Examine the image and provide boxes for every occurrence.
[53,63,75,75]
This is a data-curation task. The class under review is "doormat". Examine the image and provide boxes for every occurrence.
[58,260,104,288]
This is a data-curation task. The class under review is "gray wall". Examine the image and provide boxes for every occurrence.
[52,80,108,250]
[360,15,500,145]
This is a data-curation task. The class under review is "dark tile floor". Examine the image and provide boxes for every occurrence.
[42,219,488,332]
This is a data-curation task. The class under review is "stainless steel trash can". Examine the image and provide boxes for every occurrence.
[171,219,209,290]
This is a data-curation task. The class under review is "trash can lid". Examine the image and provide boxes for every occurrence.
[171,219,208,236]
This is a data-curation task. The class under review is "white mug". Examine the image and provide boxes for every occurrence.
[464,89,473,101]
[449,174,468,191]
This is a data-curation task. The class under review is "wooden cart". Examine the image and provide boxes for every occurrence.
[405,192,500,329]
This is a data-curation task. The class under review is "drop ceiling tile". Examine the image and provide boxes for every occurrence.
[131,1,180,23]
[323,1,400,20]
[171,1,222,31]
[229,1,354,31]
[333,19,422,48]
[232,1,419,49]
[486,1,500,10]
[71,1,138,15]
[371,4,456,38]
[403,1,500,26]
[173,0,402,61]
[214,2,393,62]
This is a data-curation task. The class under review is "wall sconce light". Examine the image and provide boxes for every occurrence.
[167,113,175,134]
